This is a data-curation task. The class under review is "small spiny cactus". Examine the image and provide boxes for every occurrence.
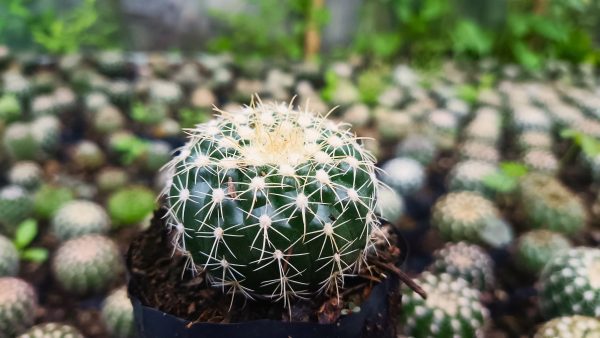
[96,168,129,193]
[108,186,155,227]
[375,187,404,223]
[0,277,37,337]
[2,122,40,161]
[514,230,572,275]
[52,235,124,295]
[395,134,436,166]
[381,157,425,195]
[30,115,61,154]
[17,323,84,338]
[8,161,42,190]
[448,160,498,196]
[539,247,600,318]
[33,185,73,220]
[101,287,134,338]
[149,80,182,106]
[430,242,495,291]
[534,315,600,338]
[0,95,21,123]
[522,149,559,175]
[161,98,383,305]
[72,141,105,170]
[51,200,109,241]
[0,234,19,276]
[0,185,33,234]
[400,272,489,338]
[31,95,58,117]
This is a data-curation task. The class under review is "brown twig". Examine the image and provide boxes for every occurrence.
[371,261,427,300]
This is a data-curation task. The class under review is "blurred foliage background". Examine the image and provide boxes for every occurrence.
[0,0,599,70]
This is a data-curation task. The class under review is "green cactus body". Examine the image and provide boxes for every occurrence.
[539,247,600,318]
[0,235,19,276]
[0,185,33,235]
[101,287,134,338]
[432,192,502,245]
[31,95,58,117]
[518,131,552,151]
[459,141,500,164]
[430,242,495,291]
[52,235,123,295]
[108,186,155,227]
[142,140,171,172]
[448,160,498,197]
[72,141,105,170]
[8,161,42,190]
[31,115,61,154]
[93,105,125,134]
[519,174,587,235]
[149,80,182,106]
[17,323,84,338]
[534,315,600,338]
[51,200,109,241]
[381,157,425,195]
[2,73,31,101]
[514,230,572,275]
[2,122,40,161]
[33,185,74,220]
[375,188,404,223]
[96,168,129,193]
[395,134,436,166]
[0,277,37,337]
[97,51,128,76]
[161,99,381,304]
[0,95,21,123]
[400,272,489,338]
[105,80,133,106]
[522,149,559,175]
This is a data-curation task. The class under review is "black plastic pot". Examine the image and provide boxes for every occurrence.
[128,216,405,338]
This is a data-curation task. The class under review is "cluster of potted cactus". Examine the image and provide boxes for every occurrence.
[0,45,599,337]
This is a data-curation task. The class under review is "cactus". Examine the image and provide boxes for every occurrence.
[33,185,74,220]
[17,323,84,338]
[515,230,572,275]
[108,186,155,227]
[0,277,37,337]
[432,191,505,245]
[427,109,458,149]
[518,173,587,235]
[512,105,552,132]
[71,141,105,170]
[53,87,76,113]
[105,80,133,106]
[0,185,33,235]
[0,235,19,276]
[522,149,559,175]
[459,141,499,164]
[395,134,437,166]
[93,105,125,134]
[2,73,31,101]
[539,247,600,318]
[2,122,40,161]
[85,92,111,113]
[101,287,134,338]
[149,80,182,106]
[51,200,110,241]
[0,95,21,123]
[430,242,495,291]
[375,187,404,223]
[374,108,413,140]
[97,51,128,76]
[381,157,425,195]
[160,99,382,304]
[31,72,58,94]
[400,272,489,338]
[141,140,172,172]
[534,315,600,338]
[8,161,42,191]
[357,69,387,106]
[342,104,371,128]
[96,168,129,193]
[31,95,58,117]
[446,98,470,120]
[52,235,124,295]
[448,160,498,196]
[517,131,552,151]
[30,115,61,154]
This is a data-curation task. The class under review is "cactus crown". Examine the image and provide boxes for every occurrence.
[161,97,383,305]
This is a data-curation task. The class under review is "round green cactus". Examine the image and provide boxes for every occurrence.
[395,134,436,166]
[400,272,489,338]
[108,186,155,227]
[72,141,105,170]
[33,184,74,220]
[430,242,495,291]
[52,235,124,295]
[522,149,559,175]
[149,80,182,106]
[519,173,587,235]
[101,287,134,338]
[0,95,21,123]
[375,187,404,223]
[8,161,42,191]
[51,200,110,241]
[97,51,128,76]
[514,230,572,275]
[0,234,19,276]
[30,115,61,154]
[381,157,425,195]
[161,99,382,304]
[141,140,171,172]
[427,109,458,150]
[105,80,133,106]
[2,73,31,101]
[0,277,37,336]
[17,322,84,338]
[539,247,600,318]
[84,92,110,113]
[93,105,125,134]
[512,105,552,132]
[31,95,58,117]
[0,185,33,235]
[534,315,600,338]
[95,168,129,193]
[517,131,552,151]
[432,191,506,245]
[53,87,76,113]
[2,122,40,161]
[459,141,499,164]
[448,160,498,196]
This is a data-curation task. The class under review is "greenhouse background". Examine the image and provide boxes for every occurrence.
[0,1,599,338]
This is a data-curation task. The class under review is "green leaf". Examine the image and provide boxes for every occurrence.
[513,42,541,70]
[452,20,493,56]
[21,247,49,263]
[500,162,529,178]
[483,172,518,193]
[13,219,38,250]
